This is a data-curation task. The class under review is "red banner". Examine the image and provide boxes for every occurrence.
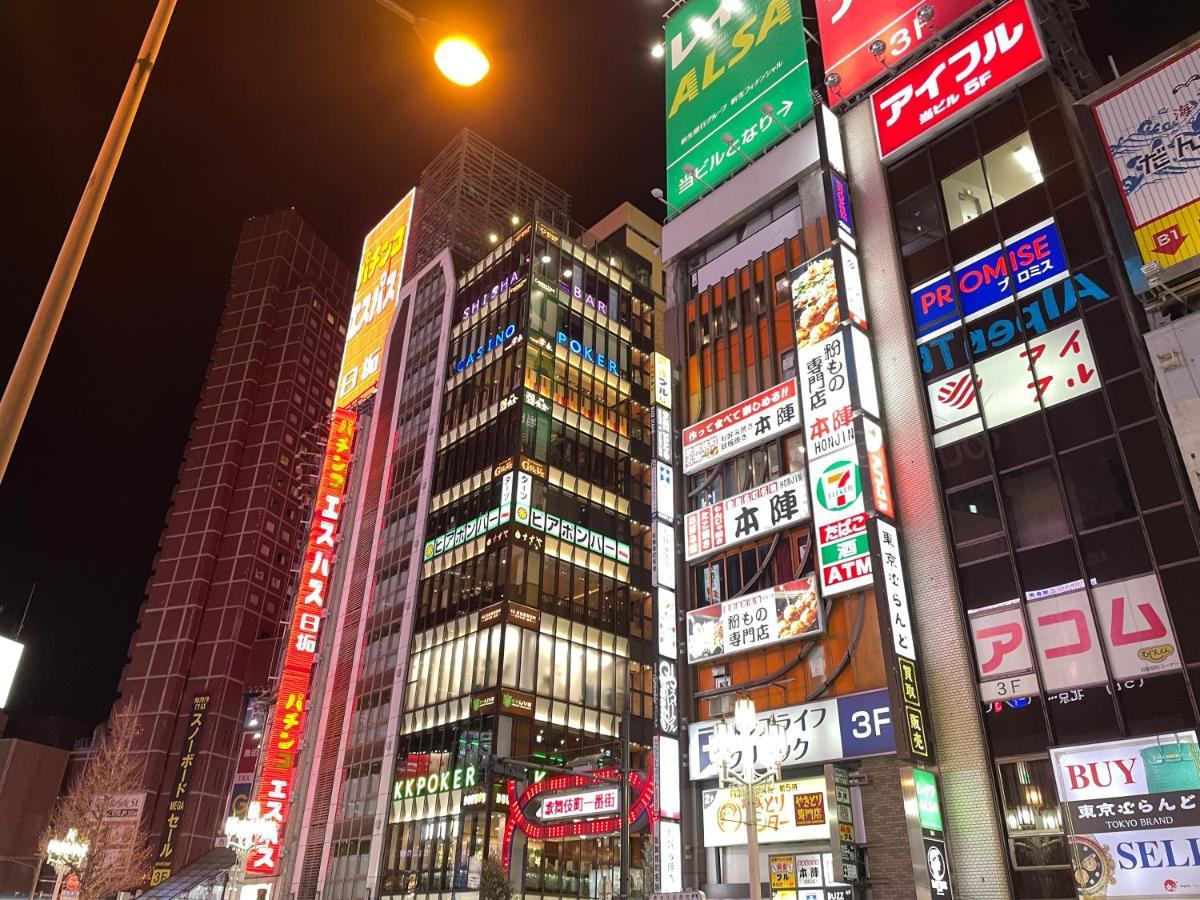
[245,409,357,876]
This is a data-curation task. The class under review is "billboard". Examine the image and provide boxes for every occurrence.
[685,577,822,663]
[1091,40,1200,274]
[870,0,1047,160]
[682,378,801,474]
[665,0,814,211]
[683,470,809,562]
[0,636,22,707]
[1051,732,1200,898]
[816,0,983,106]
[701,777,830,847]
[336,190,415,409]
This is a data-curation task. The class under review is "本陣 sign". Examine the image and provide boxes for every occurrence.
[688,688,895,780]
[337,190,415,408]
[665,0,814,211]
[870,0,1046,159]
[702,777,830,846]
[816,0,984,106]
[682,379,801,475]
[1091,40,1200,273]
[684,471,809,561]
[1051,732,1200,899]
[685,577,821,663]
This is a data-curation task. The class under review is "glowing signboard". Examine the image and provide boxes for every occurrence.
[337,190,415,408]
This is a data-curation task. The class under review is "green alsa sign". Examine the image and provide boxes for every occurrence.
[665,0,813,212]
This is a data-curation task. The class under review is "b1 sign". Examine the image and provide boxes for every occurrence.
[816,0,983,105]
[870,0,1046,159]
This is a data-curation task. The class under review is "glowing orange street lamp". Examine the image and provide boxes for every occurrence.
[372,0,491,86]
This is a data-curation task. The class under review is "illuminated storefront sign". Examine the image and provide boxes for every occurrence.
[683,470,809,562]
[968,575,1183,701]
[392,765,479,801]
[460,270,521,322]
[655,736,682,819]
[685,577,822,664]
[816,0,983,106]
[501,769,654,867]
[797,332,854,460]
[423,474,513,562]
[151,694,210,886]
[665,0,814,211]
[653,462,675,522]
[539,787,620,821]
[526,506,631,565]
[682,378,801,475]
[555,331,621,376]
[701,778,830,847]
[688,688,895,780]
[454,323,520,374]
[1091,39,1200,273]
[337,190,414,408]
[811,447,872,595]
[656,660,679,733]
[247,410,357,876]
[870,0,1047,160]
[1051,732,1200,899]
[654,353,673,409]
[657,821,683,892]
[657,588,678,659]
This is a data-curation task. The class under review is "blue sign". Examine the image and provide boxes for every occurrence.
[454,323,518,374]
[917,272,1111,378]
[910,219,1070,340]
[836,688,896,758]
[831,171,855,241]
[556,330,621,376]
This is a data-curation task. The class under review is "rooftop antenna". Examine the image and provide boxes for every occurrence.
[16,582,34,640]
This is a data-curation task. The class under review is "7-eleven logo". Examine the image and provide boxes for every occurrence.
[817,459,860,512]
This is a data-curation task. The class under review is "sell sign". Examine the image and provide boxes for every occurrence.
[870,0,1047,159]
[684,470,809,562]
[682,379,802,474]
[685,577,822,664]
[665,0,814,211]
[815,0,984,106]
[1091,39,1200,273]
[1051,732,1200,899]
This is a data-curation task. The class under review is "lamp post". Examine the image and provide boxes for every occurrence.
[45,829,89,900]
[0,1,490,487]
[708,698,786,900]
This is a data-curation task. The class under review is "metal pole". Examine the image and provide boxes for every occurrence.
[620,669,631,900]
[49,867,63,900]
[27,852,44,900]
[744,776,761,900]
[0,0,177,485]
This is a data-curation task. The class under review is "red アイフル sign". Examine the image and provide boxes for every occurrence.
[869,0,1046,159]
[245,409,357,876]
[817,0,983,105]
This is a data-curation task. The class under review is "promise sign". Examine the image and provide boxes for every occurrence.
[665,0,813,211]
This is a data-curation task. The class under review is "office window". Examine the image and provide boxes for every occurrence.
[941,160,992,230]
[983,133,1043,205]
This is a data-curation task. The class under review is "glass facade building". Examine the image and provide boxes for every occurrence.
[380,218,662,900]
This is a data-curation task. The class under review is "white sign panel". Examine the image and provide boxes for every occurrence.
[875,520,915,661]
[657,820,683,893]
[539,787,620,821]
[684,471,809,562]
[798,334,854,461]
[687,687,895,781]
[685,577,822,664]
[968,601,1040,702]
[701,778,830,847]
[654,352,673,409]
[654,461,676,523]
[1092,573,1182,678]
[655,406,673,464]
[810,448,872,596]
[0,637,22,708]
[657,588,678,659]
[655,520,677,591]
[656,736,682,820]
[682,379,802,475]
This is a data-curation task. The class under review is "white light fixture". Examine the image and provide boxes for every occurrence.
[248,718,259,727]
[511,214,520,226]
[488,232,499,244]
[562,270,572,279]
[651,42,664,59]
[1014,144,1041,175]
[541,255,552,264]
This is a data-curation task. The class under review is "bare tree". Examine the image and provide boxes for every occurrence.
[42,710,155,900]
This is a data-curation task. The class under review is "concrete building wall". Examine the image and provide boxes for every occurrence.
[0,738,69,894]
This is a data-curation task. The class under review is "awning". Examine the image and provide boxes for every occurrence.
[138,848,238,900]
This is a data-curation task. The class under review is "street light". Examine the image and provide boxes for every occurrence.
[0,0,489,487]
[46,829,89,900]
[709,698,786,900]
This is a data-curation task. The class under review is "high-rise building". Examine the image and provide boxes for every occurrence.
[376,213,664,899]
[114,209,353,880]
[406,128,572,274]
[269,133,579,900]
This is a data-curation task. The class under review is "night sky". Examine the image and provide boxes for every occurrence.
[0,1,1196,728]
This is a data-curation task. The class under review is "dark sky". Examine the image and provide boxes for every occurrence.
[0,0,1196,728]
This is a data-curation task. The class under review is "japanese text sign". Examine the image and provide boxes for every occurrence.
[665,0,814,211]
[816,0,984,106]
[684,470,809,561]
[1091,41,1200,272]
[870,0,1046,159]
[337,190,414,408]
[701,778,830,846]
[682,378,801,474]
[685,576,822,663]
[150,694,210,886]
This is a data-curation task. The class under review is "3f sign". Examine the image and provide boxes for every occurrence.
[851,707,890,739]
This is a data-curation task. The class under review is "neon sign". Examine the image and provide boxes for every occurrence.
[454,324,519,375]
[393,765,478,801]
[461,271,521,322]
[559,282,609,317]
[556,331,621,376]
